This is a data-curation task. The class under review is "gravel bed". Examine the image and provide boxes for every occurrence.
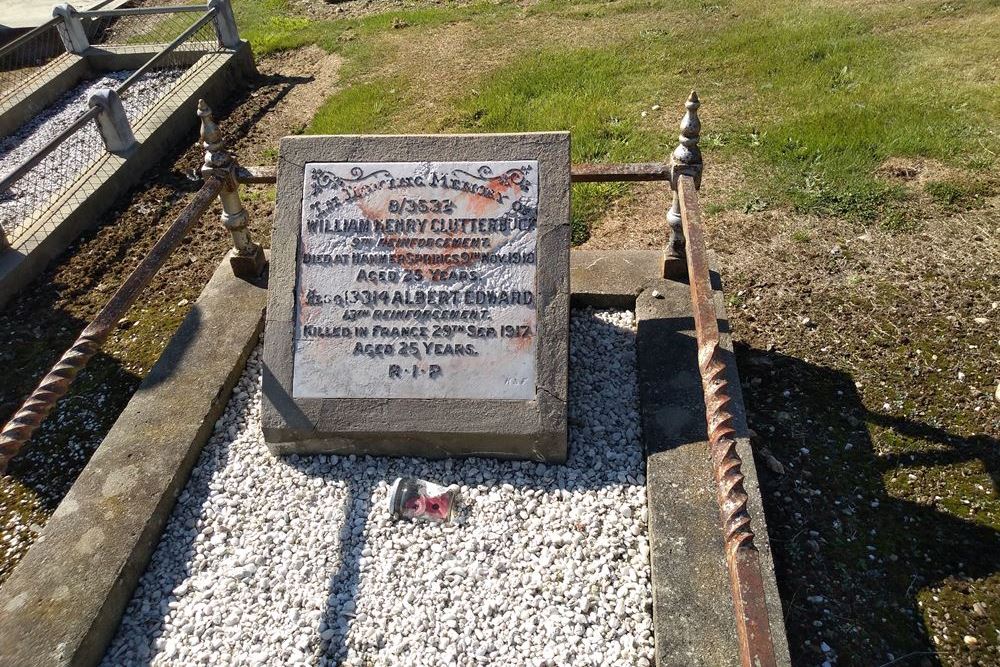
[0,68,184,240]
[103,308,652,667]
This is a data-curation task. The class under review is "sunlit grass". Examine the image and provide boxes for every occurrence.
[236,0,1000,238]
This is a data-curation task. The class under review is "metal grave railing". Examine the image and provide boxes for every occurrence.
[0,0,241,248]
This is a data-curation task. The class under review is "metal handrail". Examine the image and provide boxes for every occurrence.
[679,174,778,666]
[0,97,266,470]
[0,6,221,231]
[234,163,675,186]
[116,7,217,94]
[0,177,224,470]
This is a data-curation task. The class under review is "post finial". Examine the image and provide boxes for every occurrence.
[671,90,702,186]
[663,91,704,274]
[199,99,229,171]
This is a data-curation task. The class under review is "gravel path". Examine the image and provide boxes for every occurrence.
[103,309,652,667]
[0,68,184,240]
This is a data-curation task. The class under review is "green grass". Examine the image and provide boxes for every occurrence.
[925,178,992,210]
[241,0,999,238]
[306,79,405,135]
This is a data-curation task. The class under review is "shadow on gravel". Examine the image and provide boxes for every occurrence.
[291,472,372,667]
[739,344,1000,666]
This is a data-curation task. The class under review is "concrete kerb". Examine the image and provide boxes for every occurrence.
[0,248,790,666]
[0,54,89,138]
[0,40,257,310]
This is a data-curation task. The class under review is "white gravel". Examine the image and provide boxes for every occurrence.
[103,308,652,666]
[0,68,184,240]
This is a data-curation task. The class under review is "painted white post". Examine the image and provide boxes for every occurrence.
[207,0,241,49]
[52,4,90,55]
[88,89,137,156]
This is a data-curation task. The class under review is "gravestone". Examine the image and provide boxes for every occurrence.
[262,134,570,461]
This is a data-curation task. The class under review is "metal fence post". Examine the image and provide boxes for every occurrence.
[88,88,137,156]
[207,0,241,49]
[52,4,90,55]
[198,99,266,279]
[663,90,703,277]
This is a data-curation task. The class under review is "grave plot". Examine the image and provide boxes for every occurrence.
[0,0,255,306]
[0,68,184,237]
[0,107,790,667]
[104,309,652,666]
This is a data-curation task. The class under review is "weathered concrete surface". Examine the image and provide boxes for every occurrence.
[0,252,267,667]
[0,42,256,309]
[569,248,660,307]
[0,0,129,31]
[263,134,571,461]
[637,272,791,666]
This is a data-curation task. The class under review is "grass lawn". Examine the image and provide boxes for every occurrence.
[229,0,1000,664]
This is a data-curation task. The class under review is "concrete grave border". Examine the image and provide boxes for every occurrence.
[262,134,572,462]
[0,249,790,667]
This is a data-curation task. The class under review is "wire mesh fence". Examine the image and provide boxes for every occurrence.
[0,21,70,103]
[0,68,187,242]
[86,7,217,53]
[0,4,226,246]
[114,11,220,111]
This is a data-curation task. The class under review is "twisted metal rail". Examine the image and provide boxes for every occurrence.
[0,178,223,471]
[678,172,777,666]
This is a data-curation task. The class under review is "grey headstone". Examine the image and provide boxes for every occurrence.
[262,133,570,461]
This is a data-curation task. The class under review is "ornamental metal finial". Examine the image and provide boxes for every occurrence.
[671,90,702,187]
[199,99,231,171]
[664,91,704,270]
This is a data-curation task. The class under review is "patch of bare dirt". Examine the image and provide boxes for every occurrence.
[285,0,479,21]
[236,45,342,161]
[712,200,1000,665]
[877,156,961,187]
[580,160,749,251]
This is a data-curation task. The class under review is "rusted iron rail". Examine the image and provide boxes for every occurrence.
[0,178,223,472]
[678,174,777,665]
[236,165,277,184]
[571,162,670,182]
[234,162,672,186]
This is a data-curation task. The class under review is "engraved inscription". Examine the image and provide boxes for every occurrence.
[292,160,539,399]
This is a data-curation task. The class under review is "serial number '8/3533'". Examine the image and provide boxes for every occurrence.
[388,198,455,214]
